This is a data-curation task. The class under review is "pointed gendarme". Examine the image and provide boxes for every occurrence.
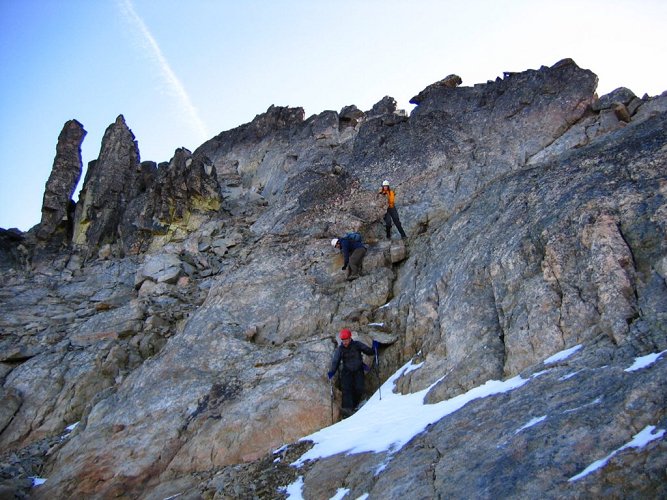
[36,119,86,242]
[72,115,141,255]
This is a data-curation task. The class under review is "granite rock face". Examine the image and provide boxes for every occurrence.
[0,59,666,498]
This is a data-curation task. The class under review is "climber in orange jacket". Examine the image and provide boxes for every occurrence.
[377,180,407,239]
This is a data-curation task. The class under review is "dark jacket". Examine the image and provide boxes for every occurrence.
[330,340,374,374]
[339,237,366,267]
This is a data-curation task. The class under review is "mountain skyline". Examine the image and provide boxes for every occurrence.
[1,0,666,231]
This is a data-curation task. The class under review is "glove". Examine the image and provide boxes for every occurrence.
[327,371,335,380]
[372,340,380,350]
[342,265,347,270]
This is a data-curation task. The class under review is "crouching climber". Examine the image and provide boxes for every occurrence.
[328,328,376,418]
[331,233,366,280]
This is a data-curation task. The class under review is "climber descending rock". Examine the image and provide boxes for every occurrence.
[377,180,407,240]
[327,328,378,418]
[331,232,367,281]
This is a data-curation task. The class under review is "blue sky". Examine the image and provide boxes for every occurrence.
[1,0,666,231]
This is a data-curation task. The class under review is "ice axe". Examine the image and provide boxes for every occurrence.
[373,340,382,400]
[329,379,334,425]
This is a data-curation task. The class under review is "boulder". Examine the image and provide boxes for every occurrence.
[592,86,637,111]
[135,253,183,286]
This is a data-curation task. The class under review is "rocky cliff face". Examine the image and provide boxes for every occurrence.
[0,58,666,499]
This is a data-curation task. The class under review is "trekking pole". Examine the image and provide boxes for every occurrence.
[374,343,382,400]
[329,378,334,424]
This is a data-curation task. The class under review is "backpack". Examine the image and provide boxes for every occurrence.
[344,231,363,243]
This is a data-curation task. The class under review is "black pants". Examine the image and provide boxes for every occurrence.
[384,207,406,238]
[340,369,365,413]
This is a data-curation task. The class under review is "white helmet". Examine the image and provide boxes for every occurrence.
[382,180,390,186]
[331,238,339,247]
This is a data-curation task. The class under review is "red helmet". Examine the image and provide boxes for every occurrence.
[339,328,352,340]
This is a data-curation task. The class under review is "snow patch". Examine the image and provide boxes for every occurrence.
[559,370,583,381]
[569,425,666,482]
[293,359,529,466]
[402,361,424,375]
[624,350,667,372]
[374,456,392,475]
[515,415,547,434]
[563,397,602,414]
[273,444,288,454]
[280,475,304,499]
[65,421,79,432]
[31,477,47,487]
[330,487,350,500]
[544,344,582,365]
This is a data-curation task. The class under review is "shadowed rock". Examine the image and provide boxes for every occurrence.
[36,119,86,245]
[72,115,141,258]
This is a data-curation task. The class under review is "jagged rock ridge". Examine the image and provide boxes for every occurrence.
[36,119,86,246]
[0,58,665,498]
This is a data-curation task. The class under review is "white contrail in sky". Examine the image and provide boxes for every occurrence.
[117,0,209,143]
